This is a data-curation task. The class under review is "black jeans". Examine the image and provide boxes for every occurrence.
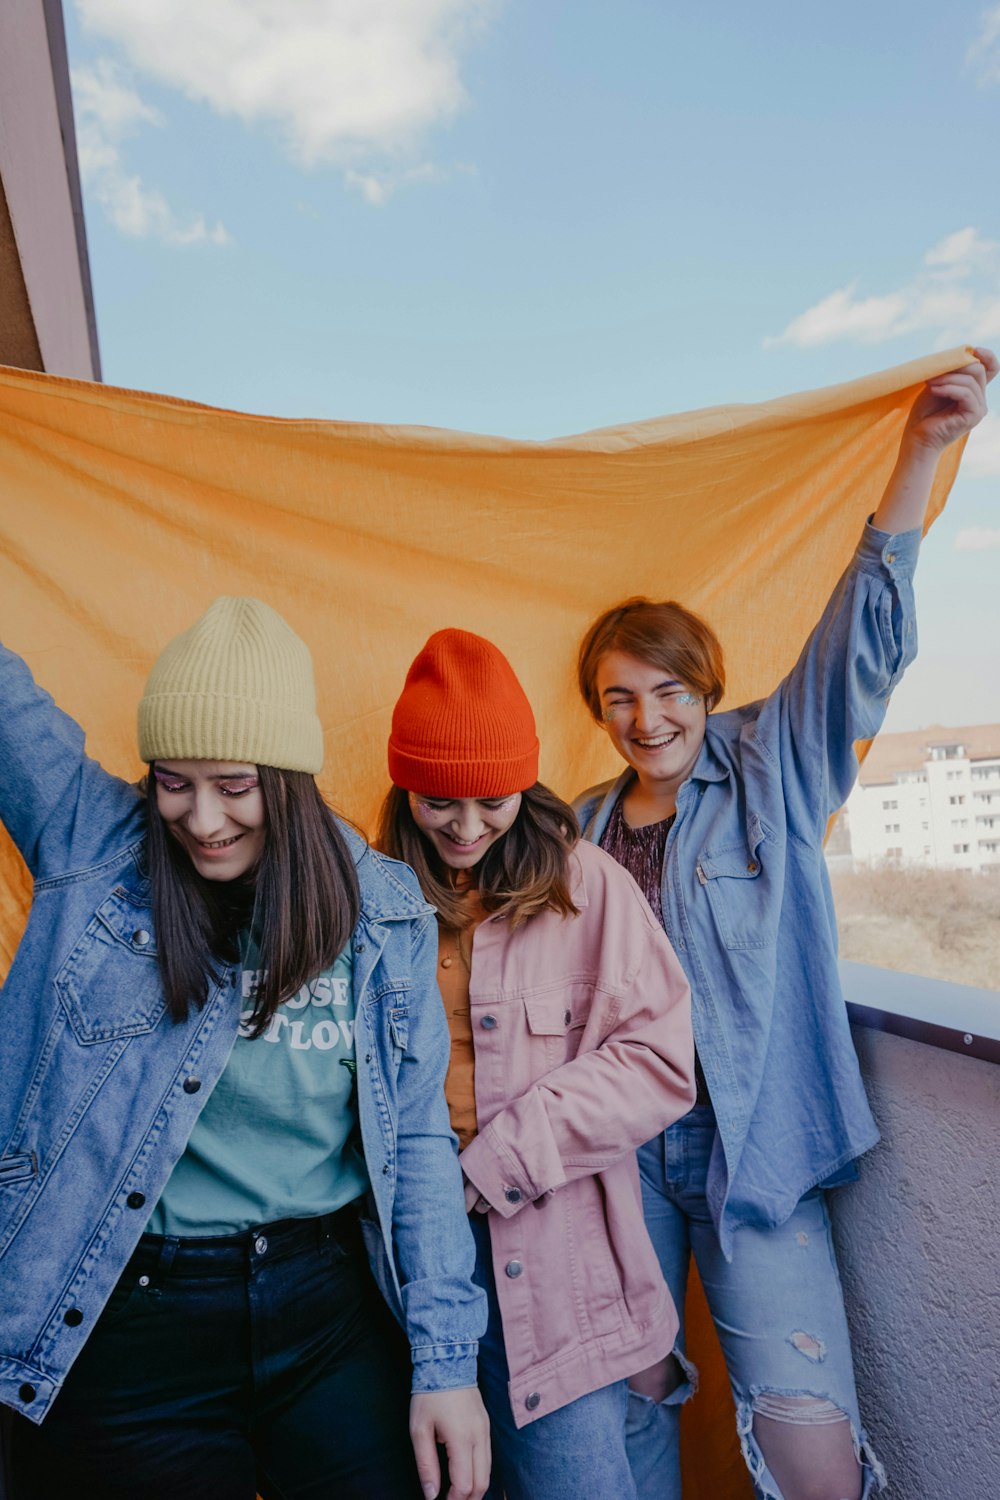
[13,1206,422,1500]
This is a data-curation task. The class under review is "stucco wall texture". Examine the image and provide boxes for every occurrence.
[833,1025,1000,1497]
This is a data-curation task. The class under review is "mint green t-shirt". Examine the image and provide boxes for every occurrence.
[147,942,368,1236]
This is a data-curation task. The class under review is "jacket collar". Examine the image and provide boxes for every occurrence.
[339,820,435,925]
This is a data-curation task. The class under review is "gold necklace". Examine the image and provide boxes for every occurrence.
[440,926,471,973]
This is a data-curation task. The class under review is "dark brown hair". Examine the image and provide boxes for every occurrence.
[577,597,726,720]
[145,765,360,1036]
[376,782,579,933]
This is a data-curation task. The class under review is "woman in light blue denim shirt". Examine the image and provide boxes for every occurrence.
[573,350,996,1500]
[1,597,489,1500]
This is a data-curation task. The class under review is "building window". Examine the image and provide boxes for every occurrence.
[949,795,966,806]
[953,843,970,854]
[882,799,898,810]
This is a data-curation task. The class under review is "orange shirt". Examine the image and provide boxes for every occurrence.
[436,891,489,1150]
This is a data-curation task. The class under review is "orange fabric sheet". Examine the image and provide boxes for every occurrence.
[0,348,969,972]
[0,350,972,1496]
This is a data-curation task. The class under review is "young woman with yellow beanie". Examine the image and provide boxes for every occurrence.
[1,597,490,1500]
[378,627,697,1500]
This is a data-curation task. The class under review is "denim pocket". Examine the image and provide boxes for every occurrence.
[388,1006,409,1052]
[696,815,779,951]
[55,889,166,1042]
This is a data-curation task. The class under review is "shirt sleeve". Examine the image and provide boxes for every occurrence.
[753,520,921,845]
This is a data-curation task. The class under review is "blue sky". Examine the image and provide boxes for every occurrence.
[65,0,1000,731]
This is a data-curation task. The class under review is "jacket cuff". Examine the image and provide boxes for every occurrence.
[410,1342,480,1392]
[854,518,921,578]
[460,1127,550,1218]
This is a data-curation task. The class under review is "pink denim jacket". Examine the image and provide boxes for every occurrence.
[460,838,696,1426]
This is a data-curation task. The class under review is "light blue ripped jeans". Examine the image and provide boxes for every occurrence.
[628,1106,886,1500]
[469,1212,636,1500]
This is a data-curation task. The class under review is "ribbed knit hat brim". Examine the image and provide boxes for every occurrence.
[138,597,323,773]
[388,629,539,797]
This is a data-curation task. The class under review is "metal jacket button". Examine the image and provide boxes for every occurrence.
[480,1015,498,1029]
[132,929,151,946]
[254,1235,268,1256]
[747,861,758,873]
[126,1191,146,1209]
[525,1391,541,1411]
[19,1384,36,1403]
[183,1077,202,1094]
[63,1308,83,1326]
[505,1260,523,1278]
[504,1187,522,1204]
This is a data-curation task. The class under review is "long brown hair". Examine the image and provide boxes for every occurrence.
[377,782,579,933]
[145,765,360,1036]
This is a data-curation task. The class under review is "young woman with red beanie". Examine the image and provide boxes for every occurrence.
[378,627,697,1500]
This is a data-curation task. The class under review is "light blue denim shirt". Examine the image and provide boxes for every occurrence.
[575,522,920,1258]
[0,643,485,1424]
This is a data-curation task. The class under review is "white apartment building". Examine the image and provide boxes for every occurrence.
[841,724,1000,872]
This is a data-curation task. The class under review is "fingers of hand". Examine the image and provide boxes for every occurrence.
[410,1416,441,1500]
[926,371,987,425]
[970,345,998,382]
[443,1410,491,1500]
[444,1445,490,1500]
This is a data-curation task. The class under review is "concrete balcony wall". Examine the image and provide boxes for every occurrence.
[833,975,1000,1497]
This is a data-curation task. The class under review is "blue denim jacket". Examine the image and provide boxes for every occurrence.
[575,523,919,1257]
[0,643,486,1424]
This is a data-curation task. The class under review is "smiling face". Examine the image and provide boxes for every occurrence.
[153,761,266,881]
[408,792,522,871]
[595,650,708,798]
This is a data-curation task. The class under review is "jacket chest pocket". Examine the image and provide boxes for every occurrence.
[695,819,780,951]
[523,992,590,1069]
[387,1004,409,1054]
[55,891,166,1042]
[364,986,410,1070]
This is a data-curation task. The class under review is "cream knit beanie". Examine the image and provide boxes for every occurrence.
[138,597,323,773]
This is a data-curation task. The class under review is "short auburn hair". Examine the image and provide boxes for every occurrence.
[577,597,726,722]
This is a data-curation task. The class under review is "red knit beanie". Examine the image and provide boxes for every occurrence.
[388,629,539,797]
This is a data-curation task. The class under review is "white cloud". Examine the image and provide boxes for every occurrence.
[765,228,1000,349]
[345,160,446,205]
[962,410,1000,478]
[72,59,230,245]
[74,0,493,199]
[954,527,1000,550]
[967,5,1000,85]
